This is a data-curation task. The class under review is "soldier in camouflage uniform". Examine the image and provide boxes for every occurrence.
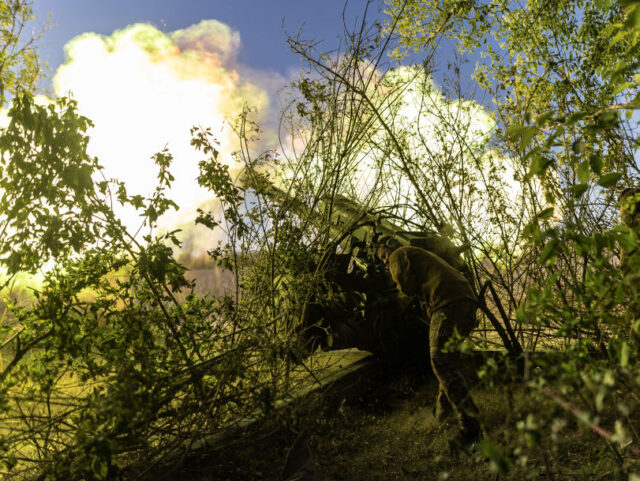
[377,239,482,444]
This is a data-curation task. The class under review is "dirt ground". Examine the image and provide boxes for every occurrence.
[311,373,637,480]
[174,367,633,481]
[311,375,481,481]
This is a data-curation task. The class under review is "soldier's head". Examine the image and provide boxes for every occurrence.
[619,187,640,229]
[376,236,402,265]
[387,248,419,297]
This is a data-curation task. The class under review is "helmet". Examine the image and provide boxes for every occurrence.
[376,235,402,251]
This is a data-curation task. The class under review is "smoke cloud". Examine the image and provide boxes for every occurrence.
[53,20,271,244]
[47,23,537,261]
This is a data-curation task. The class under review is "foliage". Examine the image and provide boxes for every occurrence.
[0,92,305,480]
[288,5,542,359]
[2,0,640,478]
[0,6,399,478]
[0,0,46,106]
[0,95,104,275]
[382,0,640,477]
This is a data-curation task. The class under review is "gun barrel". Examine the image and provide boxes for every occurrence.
[238,168,467,269]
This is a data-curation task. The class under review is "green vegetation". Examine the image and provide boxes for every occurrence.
[0,0,639,479]
[0,0,45,107]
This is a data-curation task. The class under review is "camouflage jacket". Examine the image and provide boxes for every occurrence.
[388,246,476,315]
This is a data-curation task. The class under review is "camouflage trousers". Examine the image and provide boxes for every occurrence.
[429,299,479,431]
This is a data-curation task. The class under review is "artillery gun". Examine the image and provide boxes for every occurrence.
[239,170,474,373]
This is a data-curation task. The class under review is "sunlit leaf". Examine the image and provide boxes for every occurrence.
[609,31,629,49]
[577,161,591,184]
[597,172,623,187]
[569,183,589,197]
[613,81,634,95]
[536,207,555,221]
[589,154,603,175]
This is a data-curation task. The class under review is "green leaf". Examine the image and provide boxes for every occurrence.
[566,112,588,125]
[613,227,636,251]
[529,155,553,176]
[610,61,629,81]
[624,4,640,29]
[523,220,542,240]
[480,439,511,474]
[613,81,634,95]
[609,31,628,49]
[131,195,144,209]
[589,154,603,175]
[536,207,555,221]
[520,127,537,151]
[4,454,17,471]
[91,458,108,480]
[577,161,591,184]
[539,238,560,264]
[597,172,623,187]
[506,124,537,151]
[569,184,589,198]
[572,138,586,154]
[535,110,555,126]
[506,124,526,140]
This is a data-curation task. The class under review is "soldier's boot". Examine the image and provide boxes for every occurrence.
[457,414,482,446]
[447,415,483,456]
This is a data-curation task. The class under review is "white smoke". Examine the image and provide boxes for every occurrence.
[49,23,541,259]
[53,20,271,242]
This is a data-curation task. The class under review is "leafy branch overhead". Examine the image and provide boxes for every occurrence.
[0,94,103,273]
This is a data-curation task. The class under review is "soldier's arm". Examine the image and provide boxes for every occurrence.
[388,249,419,297]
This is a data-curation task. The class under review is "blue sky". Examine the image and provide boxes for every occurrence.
[33,0,381,81]
[32,0,478,94]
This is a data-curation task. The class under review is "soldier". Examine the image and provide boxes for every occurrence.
[376,237,482,444]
